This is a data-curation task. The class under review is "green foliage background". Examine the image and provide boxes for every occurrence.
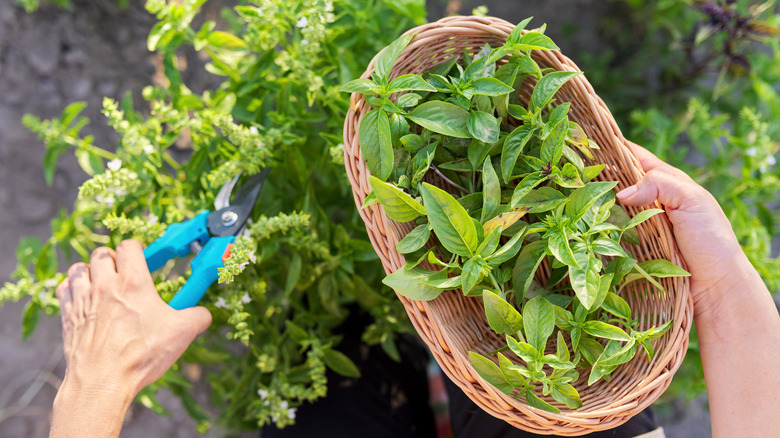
[2,0,779,433]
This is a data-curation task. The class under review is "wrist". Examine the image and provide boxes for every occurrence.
[51,373,135,438]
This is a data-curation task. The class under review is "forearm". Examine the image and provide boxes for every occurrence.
[50,373,134,438]
[694,254,780,438]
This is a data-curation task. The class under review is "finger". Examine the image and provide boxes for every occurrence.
[116,240,154,284]
[89,247,117,287]
[616,167,706,212]
[176,306,213,337]
[67,263,92,321]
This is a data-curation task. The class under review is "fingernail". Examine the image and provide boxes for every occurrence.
[616,185,638,199]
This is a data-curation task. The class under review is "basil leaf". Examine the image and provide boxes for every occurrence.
[592,237,626,257]
[483,289,524,335]
[582,164,604,182]
[582,321,631,341]
[472,77,514,96]
[481,159,501,222]
[541,117,568,165]
[501,125,535,183]
[554,162,583,188]
[368,176,426,222]
[565,181,619,223]
[523,296,555,353]
[396,224,430,254]
[477,226,503,258]
[420,183,479,256]
[512,240,547,298]
[374,33,414,82]
[486,225,528,266]
[322,349,361,378]
[506,335,539,363]
[546,226,578,268]
[604,257,636,287]
[601,292,632,320]
[423,275,462,289]
[506,17,534,45]
[467,110,500,143]
[515,186,567,213]
[388,74,436,93]
[498,353,528,387]
[359,108,394,180]
[623,208,664,231]
[469,351,515,395]
[408,101,471,138]
[483,208,529,236]
[510,172,548,207]
[569,251,601,309]
[339,78,377,94]
[515,31,560,51]
[637,259,691,278]
[525,389,560,413]
[462,257,485,294]
[382,265,447,300]
[550,381,582,409]
[530,71,581,111]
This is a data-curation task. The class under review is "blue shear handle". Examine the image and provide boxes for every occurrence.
[144,210,211,272]
[168,235,235,310]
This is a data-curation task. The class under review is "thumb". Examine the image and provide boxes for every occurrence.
[176,305,213,337]
[616,168,703,212]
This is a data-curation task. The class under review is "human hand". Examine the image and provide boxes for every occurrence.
[51,240,211,437]
[616,142,750,317]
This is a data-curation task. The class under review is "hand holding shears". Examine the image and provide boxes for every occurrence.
[143,169,269,309]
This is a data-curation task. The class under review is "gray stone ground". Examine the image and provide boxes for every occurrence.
[0,1,714,437]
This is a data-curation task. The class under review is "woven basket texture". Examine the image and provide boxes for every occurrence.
[342,15,693,435]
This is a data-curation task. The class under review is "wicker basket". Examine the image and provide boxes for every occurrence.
[343,15,692,435]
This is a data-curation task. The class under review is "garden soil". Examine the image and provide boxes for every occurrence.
[0,1,711,437]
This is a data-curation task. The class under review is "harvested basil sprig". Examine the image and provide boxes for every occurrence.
[341,18,690,412]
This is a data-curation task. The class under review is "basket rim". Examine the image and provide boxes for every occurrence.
[342,15,693,435]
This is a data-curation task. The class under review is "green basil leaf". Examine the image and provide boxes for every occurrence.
[515,31,560,51]
[498,352,528,387]
[506,17,534,45]
[388,74,436,93]
[396,224,431,254]
[578,337,604,367]
[486,224,528,266]
[339,78,377,94]
[515,187,567,213]
[472,77,514,96]
[359,108,394,180]
[361,191,379,208]
[523,296,555,353]
[554,162,583,188]
[462,257,485,294]
[581,164,605,182]
[604,257,636,287]
[550,381,582,409]
[469,351,515,395]
[501,125,535,183]
[645,320,673,340]
[637,259,691,278]
[509,172,547,208]
[483,289,524,335]
[582,321,631,341]
[525,389,560,413]
[483,208,529,237]
[591,272,614,311]
[601,292,632,320]
[322,349,361,378]
[477,226,503,258]
[512,240,547,298]
[369,176,426,222]
[481,159,501,222]
[420,183,479,256]
[467,110,500,143]
[565,181,619,223]
[556,331,570,362]
[554,306,575,331]
[374,33,414,82]
[382,265,447,300]
[569,251,601,309]
[21,300,41,341]
[530,71,581,111]
[506,335,539,363]
[396,92,422,108]
[423,275,462,289]
[400,134,425,152]
[592,237,626,257]
[408,101,471,138]
[596,339,637,368]
[623,208,664,231]
[546,226,578,268]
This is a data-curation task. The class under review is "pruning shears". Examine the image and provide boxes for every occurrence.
[143,168,270,310]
